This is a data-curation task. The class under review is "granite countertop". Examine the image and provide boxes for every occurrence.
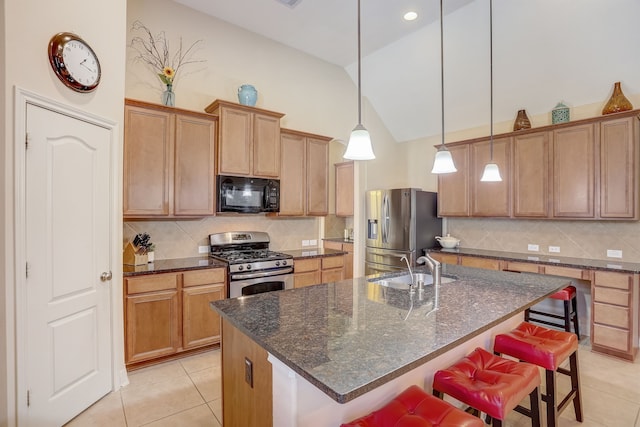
[323,237,355,244]
[283,247,347,259]
[428,247,640,274]
[210,264,570,403]
[123,256,227,277]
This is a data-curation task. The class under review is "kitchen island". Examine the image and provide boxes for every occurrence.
[211,264,571,426]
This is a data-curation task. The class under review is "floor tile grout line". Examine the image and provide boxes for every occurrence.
[137,402,214,427]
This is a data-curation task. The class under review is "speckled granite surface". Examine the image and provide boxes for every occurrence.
[283,248,347,259]
[428,247,640,273]
[123,257,226,277]
[210,264,570,403]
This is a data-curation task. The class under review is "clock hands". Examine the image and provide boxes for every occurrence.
[80,58,96,73]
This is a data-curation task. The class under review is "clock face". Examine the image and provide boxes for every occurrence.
[49,33,101,92]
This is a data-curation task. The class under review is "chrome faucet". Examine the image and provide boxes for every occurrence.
[400,255,414,291]
[417,254,442,309]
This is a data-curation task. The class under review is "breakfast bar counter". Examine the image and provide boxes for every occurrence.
[211,264,571,426]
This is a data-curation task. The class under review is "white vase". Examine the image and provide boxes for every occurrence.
[147,251,155,263]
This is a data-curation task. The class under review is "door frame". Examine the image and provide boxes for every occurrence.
[13,87,127,424]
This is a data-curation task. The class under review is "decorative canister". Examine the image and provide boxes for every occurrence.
[238,84,258,106]
[551,101,570,124]
[513,109,531,131]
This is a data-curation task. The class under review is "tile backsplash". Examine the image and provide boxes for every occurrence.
[124,215,348,260]
[447,218,640,262]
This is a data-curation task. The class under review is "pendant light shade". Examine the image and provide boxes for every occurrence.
[481,0,502,182]
[431,0,456,174]
[344,0,375,160]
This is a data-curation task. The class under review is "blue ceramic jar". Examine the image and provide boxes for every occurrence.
[238,84,258,106]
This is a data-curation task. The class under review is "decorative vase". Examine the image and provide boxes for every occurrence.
[162,84,175,107]
[238,84,258,106]
[602,82,633,115]
[513,109,531,131]
[551,101,570,124]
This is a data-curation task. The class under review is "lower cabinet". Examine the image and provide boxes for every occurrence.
[124,267,226,367]
[294,255,345,288]
[323,240,353,279]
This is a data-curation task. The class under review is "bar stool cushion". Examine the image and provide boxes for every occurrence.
[340,385,483,427]
[549,285,576,301]
[433,347,540,420]
[494,322,578,371]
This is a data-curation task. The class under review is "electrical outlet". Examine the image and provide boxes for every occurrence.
[607,249,623,258]
[527,244,539,252]
[244,357,253,388]
[302,240,310,247]
[309,239,317,246]
[548,246,560,253]
[198,245,209,254]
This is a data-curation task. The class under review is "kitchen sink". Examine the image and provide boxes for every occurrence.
[370,272,452,289]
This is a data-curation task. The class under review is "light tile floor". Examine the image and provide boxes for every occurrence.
[65,341,640,426]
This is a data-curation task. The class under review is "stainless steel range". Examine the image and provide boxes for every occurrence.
[209,231,294,298]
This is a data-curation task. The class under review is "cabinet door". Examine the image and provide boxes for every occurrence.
[253,113,281,178]
[279,132,306,215]
[123,105,173,216]
[218,107,252,176]
[513,132,549,217]
[174,113,216,215]
[438,144,469,216]
[335,161,354,217]
[552,124,596,218]
[306,137,329,216]
[600,117,638,218]
[125,290,179,364]
[183,283,225,349]
[470,137,511,217]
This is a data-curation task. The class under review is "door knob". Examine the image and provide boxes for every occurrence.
[100,271,112,282]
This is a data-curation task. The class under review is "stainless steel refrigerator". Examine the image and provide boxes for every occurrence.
[365,189,442,275]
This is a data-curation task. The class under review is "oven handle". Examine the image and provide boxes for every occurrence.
[231,266,294,280]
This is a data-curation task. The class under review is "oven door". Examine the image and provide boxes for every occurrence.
[229,267,294,298]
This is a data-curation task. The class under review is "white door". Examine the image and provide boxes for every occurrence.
[24,103,112,426]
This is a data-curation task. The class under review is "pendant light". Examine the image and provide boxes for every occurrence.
[344,0,375,160]
[431,0,457,174]
[480,0,502,182]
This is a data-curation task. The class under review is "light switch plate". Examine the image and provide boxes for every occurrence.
[302,240,310,247]
[527,244,539,252]
[607,249,623,258]
[198,245,209,254]
[548,246,560,253]
[309,239,317,246]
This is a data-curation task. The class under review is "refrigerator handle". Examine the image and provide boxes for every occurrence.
[382,193,389,243]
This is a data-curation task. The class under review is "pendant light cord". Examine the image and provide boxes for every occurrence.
[440,0,445,147]
[489,0,494,161]
[357,0,363,125]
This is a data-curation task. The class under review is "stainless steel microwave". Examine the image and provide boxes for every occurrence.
[217,175,280,213]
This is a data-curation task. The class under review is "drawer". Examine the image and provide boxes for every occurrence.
[459,256,501,271]
[342,243,353,252]
[294,271,321,288]
[323,241,343,251]
[504,261,541,274]
[431,252,458,265]
[593,302,630,329]
[183,268,226,287]
[594,271,631,290]
[321,268,344,283]
[593,287,630,306]
[126,273,178,295]
[322,255,344,270]
[593,323,630,352]
[294,258,321,273]
[543,265,584,279]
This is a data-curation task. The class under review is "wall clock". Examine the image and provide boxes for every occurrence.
[48,32,101,93]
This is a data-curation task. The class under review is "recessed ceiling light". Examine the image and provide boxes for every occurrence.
[403,11,418,21]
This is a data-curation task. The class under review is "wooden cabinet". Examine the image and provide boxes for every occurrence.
[513,131,549,217]
[294,255,345,288]
[470,137,511,217]
[437,109,640,220]
[335,161,354,217]
[323,240,353,279]
[438,144,470,217]
[124,99,216,218]
[205,100,284,178]
[279,129,331,216]
[124,267,226,368]
[591,271,639,360]
[459,255,502,270]
[551,124,597,218]
[429,252,459,265]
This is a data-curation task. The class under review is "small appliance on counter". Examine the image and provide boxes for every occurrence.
[209,231,293,298]
[364,188,442,275]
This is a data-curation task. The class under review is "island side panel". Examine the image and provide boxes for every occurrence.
[222,318,273,427]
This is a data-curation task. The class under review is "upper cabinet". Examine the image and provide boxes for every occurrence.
[279,129,331,216]
[205,100,284,178]
[123,99,217,218]
[335,161,354,217]
[438,109,640,220]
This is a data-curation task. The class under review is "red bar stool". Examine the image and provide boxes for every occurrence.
[494,322,583,427]
[432,347,542,427]
[525,285,580,339]
[340,385,484,427]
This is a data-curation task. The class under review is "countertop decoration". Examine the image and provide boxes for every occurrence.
[129,20,205,106]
